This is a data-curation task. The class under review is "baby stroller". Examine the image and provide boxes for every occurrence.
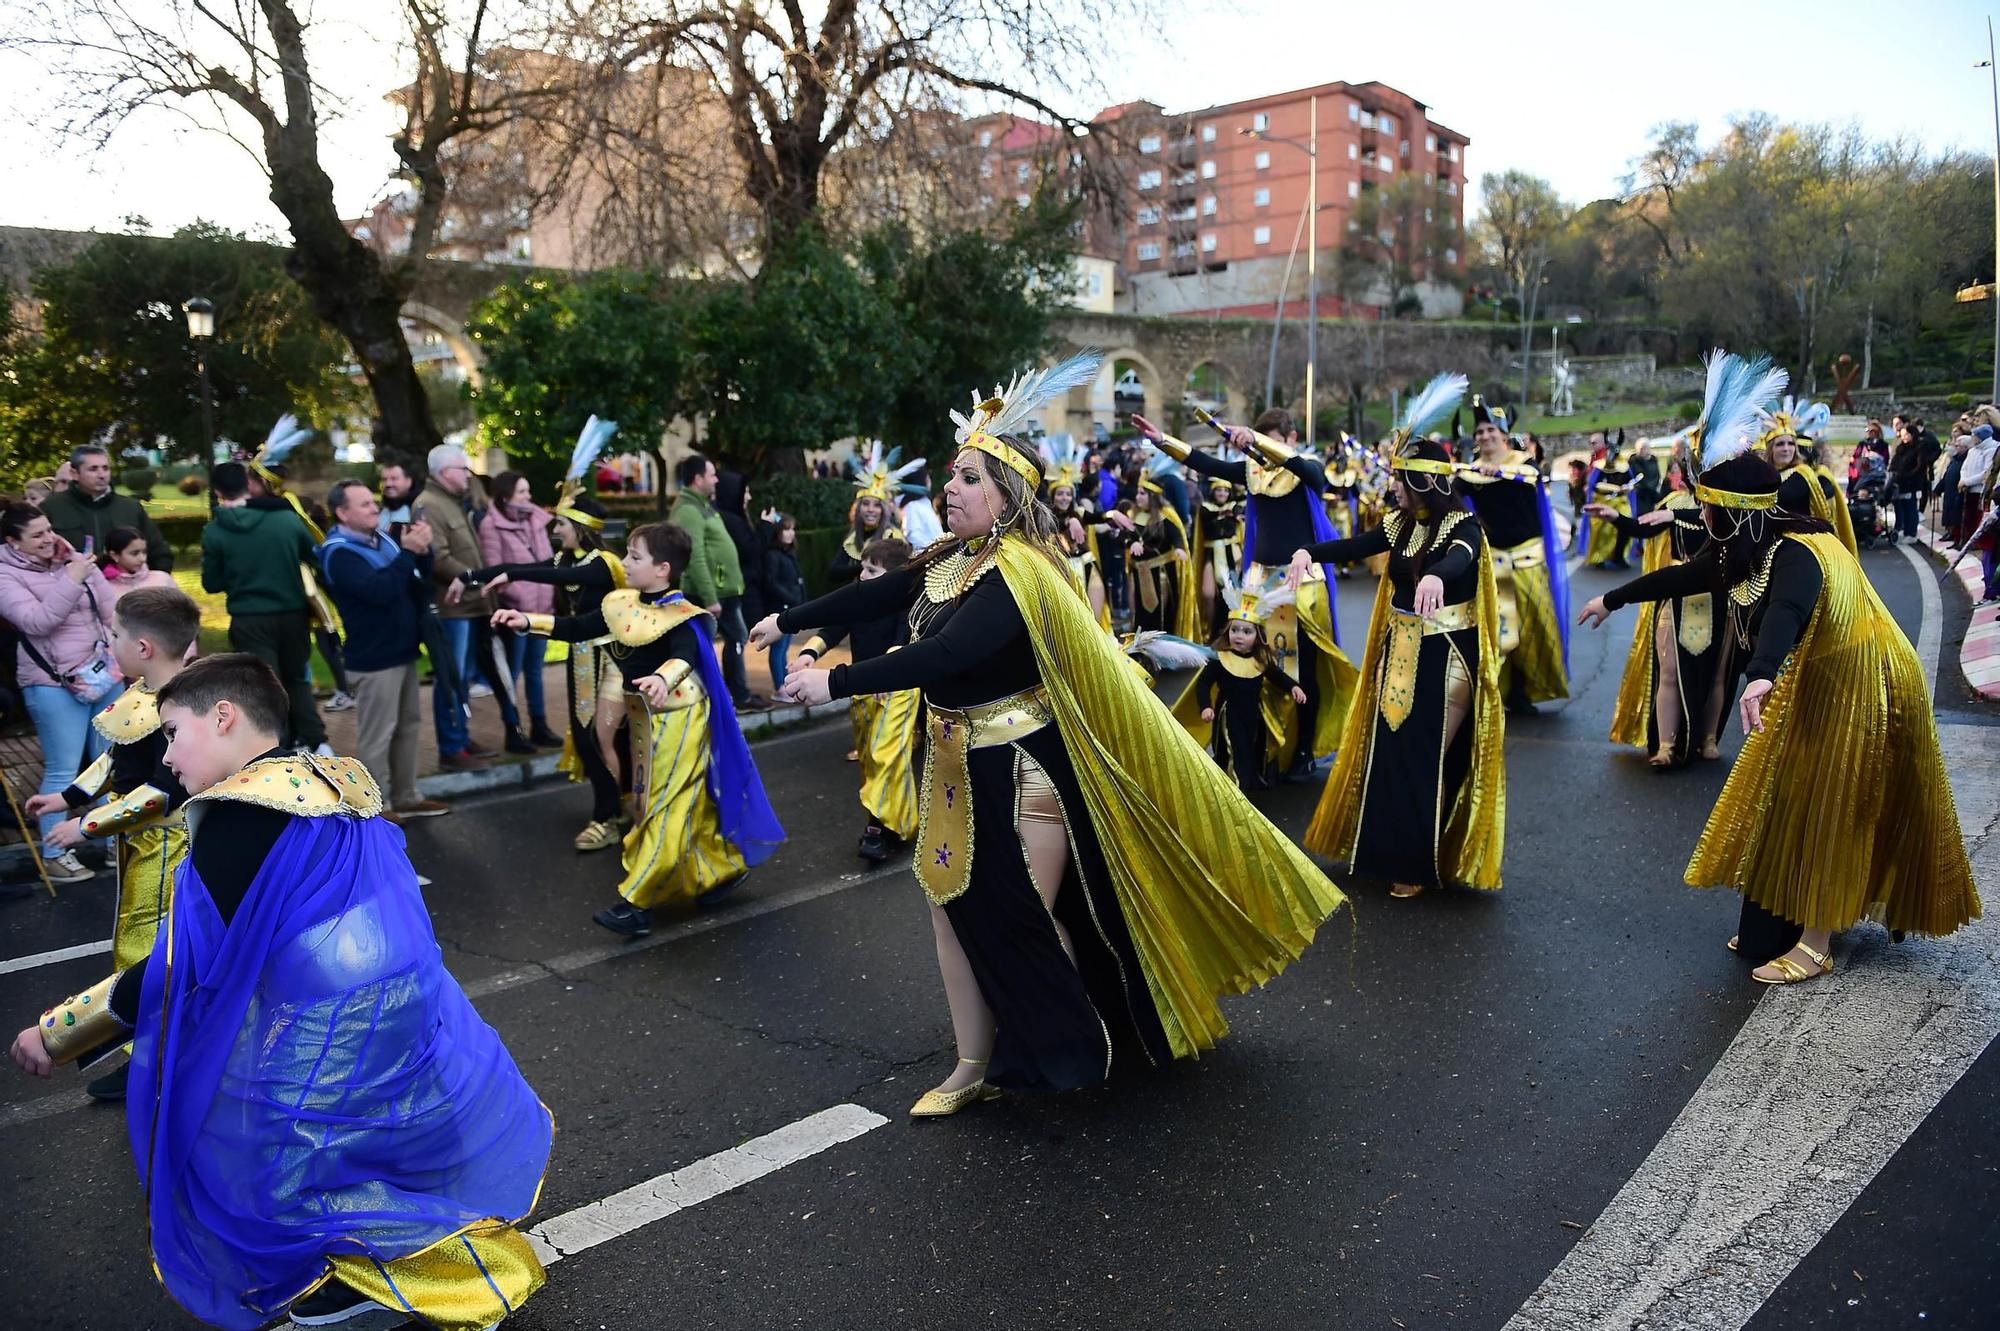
[1848,458,1889,549]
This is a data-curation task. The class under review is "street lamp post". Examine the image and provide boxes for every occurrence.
[183,296,215,457]
[1245,94,1319,448]
[1980,23,2000,404]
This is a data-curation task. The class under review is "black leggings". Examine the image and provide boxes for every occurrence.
[572,713,625,823]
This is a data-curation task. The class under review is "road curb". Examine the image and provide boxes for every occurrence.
[1915,522,1998,701]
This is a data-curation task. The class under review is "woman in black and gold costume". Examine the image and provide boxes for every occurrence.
[1040,436,1112,628]
[1289,374,1507,899]
[1589,457,1725,767]
[1580,352,1979,985]
[1118,454,1198,638]
[758,353,1344,1116]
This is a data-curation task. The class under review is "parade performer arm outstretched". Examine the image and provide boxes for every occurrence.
[497,522,783,935]
[1294,374,1507,899]
[1578,351,1980,985]
[11,653,553,1331]
[758,353,1344,1119]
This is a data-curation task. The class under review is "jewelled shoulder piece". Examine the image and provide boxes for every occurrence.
[187,752,384,819]
[92,683,160,744]
[602,588,703,647]
[1728,539,1784,607]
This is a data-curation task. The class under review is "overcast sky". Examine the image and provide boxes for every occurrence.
[0,0,1991,240]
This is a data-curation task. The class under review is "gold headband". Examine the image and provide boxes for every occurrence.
[964,431,1043,488]
[1693,483,1777,510]
[1392,456,1456,476]
[554,503,604,532]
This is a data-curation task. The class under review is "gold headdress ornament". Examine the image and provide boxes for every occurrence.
[1387,373,1469,475]
[1752,395,1831,453]
[250,414,324,540]
[849,441,928,504]
[1038,435,1088,492]
[1682,349,1789,511]
[951,351,1106,488]
[556,415,618,531]
[1222,579,1295,628]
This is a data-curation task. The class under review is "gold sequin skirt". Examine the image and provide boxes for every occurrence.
[618,693,747,908]
[114,820,186,971]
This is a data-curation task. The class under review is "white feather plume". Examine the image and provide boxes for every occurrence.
[950,350,1106,446]
[568,415,619,483]
[260,413,314,465]
[1123,631,1214,671]
[1395,373,1469,443]
[1695,350,1789,472]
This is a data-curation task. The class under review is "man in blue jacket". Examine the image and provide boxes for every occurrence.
[319,479,452,822]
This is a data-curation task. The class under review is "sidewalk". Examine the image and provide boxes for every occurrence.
[1916,521,2000,701]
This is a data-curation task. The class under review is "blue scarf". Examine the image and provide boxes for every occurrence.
[675,604,785,866]
[317,524,402,576]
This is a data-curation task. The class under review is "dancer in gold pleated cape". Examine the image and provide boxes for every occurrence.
[1459,397,1570,709]
[1755,395,1859,556]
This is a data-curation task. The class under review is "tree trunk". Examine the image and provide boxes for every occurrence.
[1861,243,1882,389]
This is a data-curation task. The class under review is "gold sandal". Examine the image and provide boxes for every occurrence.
[1726,935,1739,953]
[1752,942,1832,985]
[1389,881,1426,899]
[910,1059,1002,1119]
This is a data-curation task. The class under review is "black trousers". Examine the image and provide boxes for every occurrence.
[228,609,328,747]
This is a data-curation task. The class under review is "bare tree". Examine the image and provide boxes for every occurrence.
[7,1,565,461]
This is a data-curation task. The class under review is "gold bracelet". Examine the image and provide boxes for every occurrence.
[38,974,127,1065]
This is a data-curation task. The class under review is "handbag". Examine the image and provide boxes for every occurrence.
[18,583,119,703]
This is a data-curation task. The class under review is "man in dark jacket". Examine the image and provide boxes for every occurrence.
[39,445,174,570]
[201,461,327,750]
[714,471,770,709]
[319,479,453,819]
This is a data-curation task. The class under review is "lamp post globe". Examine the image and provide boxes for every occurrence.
[183,296,216,454]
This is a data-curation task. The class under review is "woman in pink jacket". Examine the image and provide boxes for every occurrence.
[478,472,562,747]
[0,503,125,882]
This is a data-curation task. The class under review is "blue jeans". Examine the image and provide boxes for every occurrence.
[503,629,548,722]
[769,633,794,691]
[432,617,475,757]
[1895,492,1921,538]
[24,682,124,848]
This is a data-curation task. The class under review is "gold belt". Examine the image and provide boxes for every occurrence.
[916,686,1053,905]
[1491,538,1545,572]
[1393,600,1478,635]
[1380,601,1476,731]
[926,686,1053,750]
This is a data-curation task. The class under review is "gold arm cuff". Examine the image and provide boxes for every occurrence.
[81,784,171,839]
[70,750,114,800]
[1694,483,1777,511]
[638,660,703,711]
[38,974,127,1065]
[1153,433,1192,462]
[524,613,557,636]
[798,636,829,659]
[1393,456,1457,476]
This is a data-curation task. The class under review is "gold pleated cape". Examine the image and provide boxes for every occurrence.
[1607,521,1680,749]
[1783,463,1858,556]
[1686,532,1979,934]
[995,536,1346,1059]
[1304,539,1507,890]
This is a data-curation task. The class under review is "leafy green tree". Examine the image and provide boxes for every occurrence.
[0,223,363,475]
[465,269,687,499]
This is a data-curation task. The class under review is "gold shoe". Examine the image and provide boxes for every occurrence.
[910,1059,1000,1119]
[573,820,622,852]
[1726,934,1740,953]
[1389,881,1426,899]
[1752,942,1833,986]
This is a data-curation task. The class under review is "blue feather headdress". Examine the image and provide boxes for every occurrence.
[556,415,618,528]
[1754,394,1830,451]
[253,413,314,475]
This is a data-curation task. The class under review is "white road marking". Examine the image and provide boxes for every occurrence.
[1893,538,1944,696]
[1504,552,1998,1330]
[525,1102,889,1266]
[0,938,111,976]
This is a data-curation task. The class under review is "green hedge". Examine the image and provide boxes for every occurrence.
[759,473,860,530]
[794,525,851,598]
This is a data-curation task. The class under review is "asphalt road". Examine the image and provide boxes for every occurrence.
[0,544,1992,1331]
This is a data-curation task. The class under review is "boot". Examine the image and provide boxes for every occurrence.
[504,726,535,756]
[528,717,564,749]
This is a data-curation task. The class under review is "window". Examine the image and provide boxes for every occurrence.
[1201,195,1217,216]
[1200,160,1216,179]
[1380,155,1393,173]
[1426,133,1437,152]
[1138,169,1162,190]
[1253,225,1271,245]
[1425,172,1434,184]
[1253,187,1270,207]
[1255,151,1271,170]
[1348,180,1359,199]
[1252,112,1269,131]
[1172,240,1196,257]
[1201,233,1218,253]
[1137,205,1161,226]
[1139,134,1162,154]
[1445,247,1459,264]
[1424,207,1433,222]
[1015,163,1030,183]
[1447,179,1458,196]
[1348,143,1358,160]
[1400,139,1410,158]
[1347,102,1359,122]
[1201,124,1216,142]
[1379,114,1396,135]
[1170,204,1196,222]
[1137,240,1162,261]
[1449,144,1460,162]
[978,130,991,148]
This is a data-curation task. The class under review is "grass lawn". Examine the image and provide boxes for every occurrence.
[144,483,211,520]
[1512,401,1693,436]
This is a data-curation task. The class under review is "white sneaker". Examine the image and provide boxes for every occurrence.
[44,851,95,884]
[467,682,494,700]
[324,691,356,713]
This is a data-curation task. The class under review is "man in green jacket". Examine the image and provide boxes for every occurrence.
[39,444,175,570]
[668,453,753,707]
[201,460,328,750]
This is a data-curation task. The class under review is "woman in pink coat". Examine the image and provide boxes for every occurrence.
[0,503,125,882]
[478,471,562,747]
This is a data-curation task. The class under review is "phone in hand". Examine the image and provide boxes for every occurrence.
[82,535,94,556]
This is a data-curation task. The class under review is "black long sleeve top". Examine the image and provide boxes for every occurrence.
[1194,655,1292,710]
[1305,513,1484,610]
[1182,449,1330,566]
[542,595,705,685]
[779,563,1038,708]
[1602,540,1823,682]
[466,552,619,618]
[1462,472,1544,548]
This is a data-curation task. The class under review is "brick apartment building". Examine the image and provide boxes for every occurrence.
[967,79,1469,321]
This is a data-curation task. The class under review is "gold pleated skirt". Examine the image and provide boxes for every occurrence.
[854,688,922,839]
[1495,553,1568,703]
[617,691,747,908]
[1583,496,1630,565]
[327,1219,545,1331]
[114,820,187,971]
[1607,601,1663,750]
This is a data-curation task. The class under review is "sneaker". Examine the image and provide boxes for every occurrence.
[857,825,890,863]
[323,691,356,713]
[439,750,491,772]
[696,869,752,910]
[86,1063,128,1101]
[573,820,622,852]
[467,682,494,700]
[394,799,451,819]
[288,1281,396,1327]
[44,851,95,884]
[592,902,652,937]
[464,740,501,759]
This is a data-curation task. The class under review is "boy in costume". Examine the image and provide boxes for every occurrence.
[496,522,785,936]
[794,535,921,861]
[23,586,201,1100]
[11,653,552,1330]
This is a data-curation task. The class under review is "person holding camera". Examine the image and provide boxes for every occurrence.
[0,502,125,883]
